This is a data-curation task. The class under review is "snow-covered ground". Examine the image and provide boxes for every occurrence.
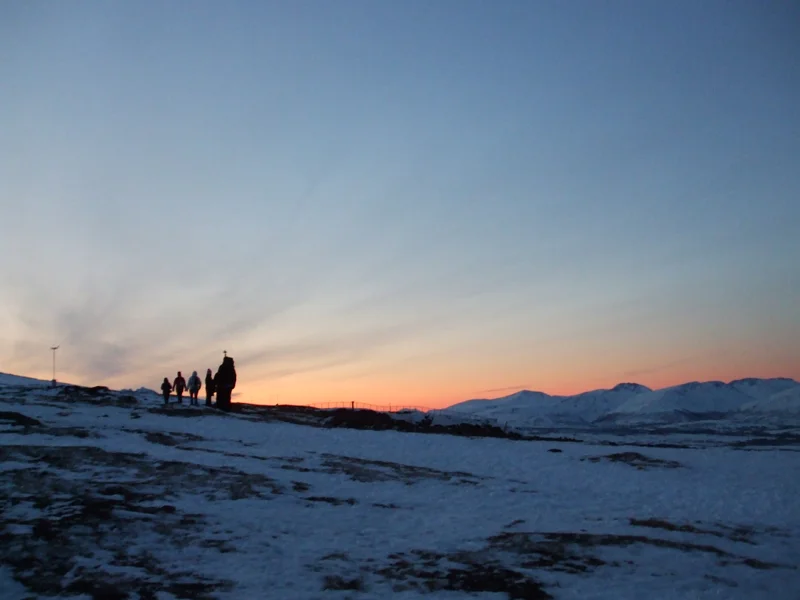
[1,373,799,599]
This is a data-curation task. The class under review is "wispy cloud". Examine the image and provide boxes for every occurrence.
[478,384,529,395]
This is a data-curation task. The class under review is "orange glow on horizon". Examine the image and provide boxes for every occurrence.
[13,346,800,411]
[233,363,800,410]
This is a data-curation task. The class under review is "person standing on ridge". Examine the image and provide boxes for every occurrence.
[204,368,215,406]
[173,371,186,404]
[214,355,237,412]
[187,371,202,405]
[160,377,172,405]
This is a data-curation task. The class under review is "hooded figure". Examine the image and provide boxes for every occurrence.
[204,368,215,406]
[187,371,202,405]
[214,356,236,412]
[173,371,186,403]
[160,377,172,404]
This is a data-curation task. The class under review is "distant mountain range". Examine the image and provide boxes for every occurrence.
[446,378,800,427]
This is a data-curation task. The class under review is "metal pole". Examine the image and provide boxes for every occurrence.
[50,345,59,384]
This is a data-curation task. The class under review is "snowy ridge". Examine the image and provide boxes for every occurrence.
[446,378,800,427]
[0,371,53,388]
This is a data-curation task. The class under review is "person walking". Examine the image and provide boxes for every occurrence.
[214,355,237,412]
[187,371,202,405]
[204,368,215,407]
[173,371,186,404]
[160,377,172,405]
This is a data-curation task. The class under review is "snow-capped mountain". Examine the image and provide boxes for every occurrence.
[446,378,800,427]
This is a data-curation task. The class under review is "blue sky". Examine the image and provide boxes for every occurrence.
[1,0,798,406]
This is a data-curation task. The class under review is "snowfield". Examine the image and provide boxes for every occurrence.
[1,373,799,599]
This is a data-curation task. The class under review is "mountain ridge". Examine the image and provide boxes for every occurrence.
[447,377,800,426]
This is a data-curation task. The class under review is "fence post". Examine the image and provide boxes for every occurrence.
[351,401,354,411]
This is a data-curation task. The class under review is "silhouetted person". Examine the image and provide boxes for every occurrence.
[160,378,172,404]
[204,368,215,406]
[173,371,186,404]
[214,356,236,411]
[187,371,201,405]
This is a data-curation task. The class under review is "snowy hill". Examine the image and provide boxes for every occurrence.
[448,384,653,427]
[447,378,800,428]
[742,385,800,414]
[447,390,563,426]
[551,382,653,423]
[1,375,799,599]
[0,371,53,387]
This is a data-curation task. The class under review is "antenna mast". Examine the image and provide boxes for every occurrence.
[50,345,60,385]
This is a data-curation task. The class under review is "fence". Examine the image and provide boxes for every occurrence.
[299,400,501,427]
[302,401,435,413]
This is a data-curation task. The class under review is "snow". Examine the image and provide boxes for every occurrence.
[743,385,800,414]
[729,377,799,400]
[1,374,799,599]
[446,378,800,428]
[610,381,756,414]
[0,567,30,600]
[0,371,52,387]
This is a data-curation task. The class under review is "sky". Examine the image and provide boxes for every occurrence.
[1,0,798,408]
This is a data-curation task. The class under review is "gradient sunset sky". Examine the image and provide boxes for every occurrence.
[1,1,798,408]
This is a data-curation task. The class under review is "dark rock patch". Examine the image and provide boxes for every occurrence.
[629,518,757,544]
[373,549,552,599]
[0,411,42,428]
[504,519,526,528]
[325,408,522,440]
[64,579,130,600]
[56,385,137,408]
[320,552,349,561]
[0,445,268,598]
[142,430,206,447]
[488,531,787,571]
[584,451,683,469]
[0,411,98,439]
[146,406,225,418]
[730,433,800,448]
[323,574,365,590]
[305,496,357,506]
[320,453,483,486]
